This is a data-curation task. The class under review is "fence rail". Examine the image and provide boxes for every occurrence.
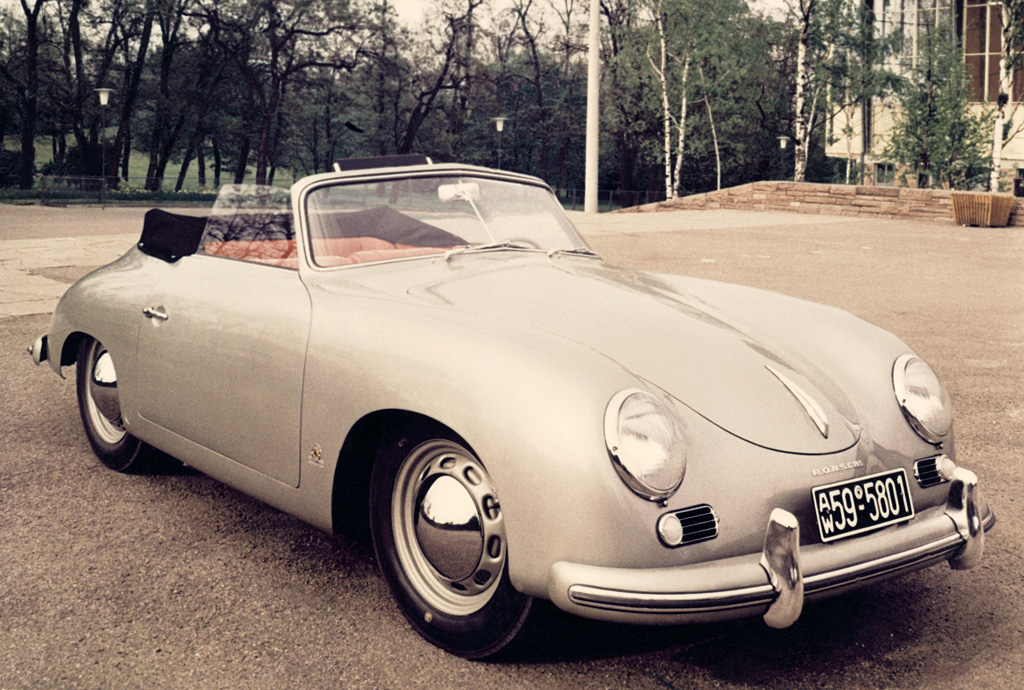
[556,188,667,212]
[39,176,223,206]
[37,176,667,211]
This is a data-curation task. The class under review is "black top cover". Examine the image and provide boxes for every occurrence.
[138,209,207,262]
[336,206,466,247]
[333,154,431,172]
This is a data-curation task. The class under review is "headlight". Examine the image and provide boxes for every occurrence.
[604,389,687,501]
[893,354,952,445]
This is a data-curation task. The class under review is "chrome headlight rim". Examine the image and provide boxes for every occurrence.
[604,388,687,502]
[893,354,952,445]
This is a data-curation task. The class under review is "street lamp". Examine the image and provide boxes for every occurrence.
[491,116,507,169]
[777,135,791,180]
[96,88,114,205]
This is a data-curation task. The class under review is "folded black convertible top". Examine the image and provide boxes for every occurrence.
[137,209,207,262]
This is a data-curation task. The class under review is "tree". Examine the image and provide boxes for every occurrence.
[824,0,899,184]
[110,0,157,182]
[790,0,819,182]
[645,0,749,196]
[140,0,197,190]
[0,0,53,188]
[546,0,587,191]
[989,0,1024,190]
[602,0,659,196]
[644,0,689,199]
[885,22,993,190]
[395,0,483,155]
[359,1,411,157]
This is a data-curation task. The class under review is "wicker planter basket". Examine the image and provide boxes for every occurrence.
[950,192,1014,227]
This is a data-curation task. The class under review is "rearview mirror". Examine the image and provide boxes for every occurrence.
[438,182,480,203]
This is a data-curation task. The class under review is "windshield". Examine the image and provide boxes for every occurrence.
[198,184,297,267]
[304,175,587,268]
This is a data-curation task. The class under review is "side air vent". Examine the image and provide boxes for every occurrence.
[656,504,720,548]
[914,455,955,488]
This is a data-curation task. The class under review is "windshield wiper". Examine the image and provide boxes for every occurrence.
[547,247,599,259]
[445,241,538,262]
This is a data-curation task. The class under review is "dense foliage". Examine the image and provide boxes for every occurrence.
[884,22,993,190]
[0,1,996,196]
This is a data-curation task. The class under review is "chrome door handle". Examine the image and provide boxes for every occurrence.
[143,306,168,321]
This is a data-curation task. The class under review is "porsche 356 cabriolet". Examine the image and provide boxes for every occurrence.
[29,155,994,658]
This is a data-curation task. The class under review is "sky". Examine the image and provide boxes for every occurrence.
[385,0,788,26]
[388,0,429,25]
[0,0,787,31]
[0,0,786,24]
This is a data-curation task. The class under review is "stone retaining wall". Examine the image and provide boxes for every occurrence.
[618,181,1024,226]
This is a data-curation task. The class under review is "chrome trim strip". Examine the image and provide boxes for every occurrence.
[765,365,829,438]
[803,533,962,595]
[565,531,965,616]
[567,583,775,614]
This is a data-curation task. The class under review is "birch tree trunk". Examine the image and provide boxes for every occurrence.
[698,64,722,190]
[673,58,690,198]
[991,2,1012,192]
[793,0,816,183]
[647,1,674,199]
[992,105,1005,192]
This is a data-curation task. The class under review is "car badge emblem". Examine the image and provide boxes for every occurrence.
[765,365,829,438]
[307,444,324,468]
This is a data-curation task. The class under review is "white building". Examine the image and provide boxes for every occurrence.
[826,1,1020,190]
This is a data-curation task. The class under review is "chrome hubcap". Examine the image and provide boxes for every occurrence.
[85,342,126,444]
[393,440,506,615]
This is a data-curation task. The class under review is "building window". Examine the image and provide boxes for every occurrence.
[964,0,1005,102]
[878,0,954,73]
[876,162,895,186]
[878,1,1019,104]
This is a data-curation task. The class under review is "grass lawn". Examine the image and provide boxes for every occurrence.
[2,133,293,194]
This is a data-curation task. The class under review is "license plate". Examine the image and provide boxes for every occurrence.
[813,469,915,543]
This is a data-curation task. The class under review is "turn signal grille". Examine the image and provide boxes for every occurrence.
[678,505,720,544]
[657,504,719,548]
[914,457,945,488]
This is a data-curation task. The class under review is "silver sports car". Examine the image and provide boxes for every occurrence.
[30,157,994,658]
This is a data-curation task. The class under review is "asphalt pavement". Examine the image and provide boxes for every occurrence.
[1,202,1022,690]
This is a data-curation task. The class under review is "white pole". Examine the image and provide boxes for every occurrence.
[584,0,600,213]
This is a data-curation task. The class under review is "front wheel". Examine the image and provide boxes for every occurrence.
[76,337,145,472]
[370,428,532,658]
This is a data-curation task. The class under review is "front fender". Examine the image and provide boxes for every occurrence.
[300,289,659,595]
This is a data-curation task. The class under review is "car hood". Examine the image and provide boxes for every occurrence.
[347,255,861,454]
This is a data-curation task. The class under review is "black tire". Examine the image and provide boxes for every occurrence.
[75,337,145,472]
[369,424,532,659]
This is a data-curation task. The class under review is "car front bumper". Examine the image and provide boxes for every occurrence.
[548,468,992,627]
[28,334,48,365]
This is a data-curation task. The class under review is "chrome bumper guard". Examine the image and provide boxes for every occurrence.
[555,468,990,628]
[28,335,48,365]
[946,468,985,570]
[760,508,804,628]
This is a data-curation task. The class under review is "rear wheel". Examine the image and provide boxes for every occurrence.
[76,337,144,472]
[370,426,532,658]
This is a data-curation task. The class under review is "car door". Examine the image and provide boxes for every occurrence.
[134,253,311,487]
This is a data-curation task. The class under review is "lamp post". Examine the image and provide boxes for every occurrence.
[96,88,114,205]
[584,0,600,213]
[778,135,791,181]
[491,116,507,169]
